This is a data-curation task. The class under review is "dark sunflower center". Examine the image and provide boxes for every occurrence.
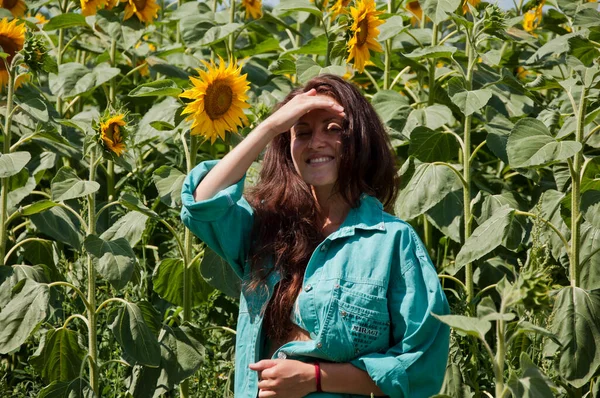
[133,0,147,9]
[205,82,233,120]
[357,18,369,46]
[247,0,256,6]
[3,0,18,9]
[0,35,19,69]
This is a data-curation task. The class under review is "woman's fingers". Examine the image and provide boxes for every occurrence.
[258,379,275,389]
[258,390,277,398]
[263,91,345,135]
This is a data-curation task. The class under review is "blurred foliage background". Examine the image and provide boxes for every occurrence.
[0,0,599,397]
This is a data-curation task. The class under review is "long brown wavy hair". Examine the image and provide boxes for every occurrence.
[245,74,399,342]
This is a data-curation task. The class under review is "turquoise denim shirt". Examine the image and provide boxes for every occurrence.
[181,160,450,398]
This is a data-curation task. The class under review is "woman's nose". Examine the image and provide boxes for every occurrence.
[307,130,326,149]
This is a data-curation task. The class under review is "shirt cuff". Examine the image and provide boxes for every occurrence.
[350,354,409,398]
[180,160,247,222]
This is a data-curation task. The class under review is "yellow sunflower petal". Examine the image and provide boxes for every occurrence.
[0,0,26,17]
[100,114,128,156]
[124,0,160,24]
[346,0,382,73]
[80,0,109,16]
[0,18,26,88]
[462,0,480,14]
[242,0,262,19]
[179,58,250,143]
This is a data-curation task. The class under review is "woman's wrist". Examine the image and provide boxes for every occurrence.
[255,119,280,140]
[314,362,322,392]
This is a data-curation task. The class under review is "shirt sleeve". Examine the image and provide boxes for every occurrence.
[350,225,450,398]
[180,160,254,280]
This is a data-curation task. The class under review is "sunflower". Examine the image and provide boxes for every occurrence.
[523,0,545,33]
[241,0,262,20]
[100,114,127,156]
[515,66,532,80]
[523,4,543,33]
[329,0,351,18]
[124,0,160,24]
[462,0,480,14]
[105,0,119,10]
[0,0,26,17]
[80,0,109,16]
[0,18,26,88]
[346,0,383,73]
[179,57,250,143]
[405,1,423,27]
[28,13,48,25]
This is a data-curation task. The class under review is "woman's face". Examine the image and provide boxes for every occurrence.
[290,96,345,191]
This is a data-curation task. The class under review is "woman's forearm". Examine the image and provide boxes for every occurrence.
[321,363,385,396]
[193,122,276,201]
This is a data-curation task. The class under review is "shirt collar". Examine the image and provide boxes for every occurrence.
[328,193,386,241]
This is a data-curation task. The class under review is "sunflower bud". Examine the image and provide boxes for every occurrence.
[22,33,54,74]
[517,267,552,312]
[96,112,129,157]
[482,5,507,36]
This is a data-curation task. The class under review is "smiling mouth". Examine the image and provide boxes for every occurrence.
[307,156,334,164]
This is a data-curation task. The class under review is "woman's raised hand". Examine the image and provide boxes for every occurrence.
[192,89,343,202]
[262,88,346,137]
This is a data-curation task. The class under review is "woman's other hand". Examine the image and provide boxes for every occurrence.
[262,88,345,137]
[249,359,316,397]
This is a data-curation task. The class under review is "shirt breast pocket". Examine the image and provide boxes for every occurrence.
[319,283,390,362]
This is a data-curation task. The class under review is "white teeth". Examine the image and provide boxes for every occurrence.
[309,157,333,164]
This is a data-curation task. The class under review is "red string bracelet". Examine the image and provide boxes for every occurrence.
[314,362,322,392]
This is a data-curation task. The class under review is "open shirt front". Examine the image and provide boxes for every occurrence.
[181,160,450,398]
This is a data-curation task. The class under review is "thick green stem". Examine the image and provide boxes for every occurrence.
[56,27,64,116]
[0,70,15,265]
[427,24,439,106]
[109,39,117,106]
[106,39,118,202]
[180,134,198,398]
[382,0,392,89]
[383,40,391,90]
[570,87,588,288]
[228,0,236,61]
[177,0,182,43]
[463,38,475,305]
[87,149,99,396]
[56,0,68,116]
[495,302,507,397]
[183,135,198,322]
[422,215,432,255]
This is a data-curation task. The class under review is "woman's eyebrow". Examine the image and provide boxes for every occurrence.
[322,117,342,125]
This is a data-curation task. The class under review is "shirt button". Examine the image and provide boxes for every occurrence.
[316,342,322,348]
[277,351,287,359]
[340,310,347,318]
[304,284,312,292]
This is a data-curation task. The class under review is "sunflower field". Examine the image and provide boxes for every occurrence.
[1,0,600,396]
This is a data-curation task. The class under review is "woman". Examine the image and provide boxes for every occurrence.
[181,74,450,397]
